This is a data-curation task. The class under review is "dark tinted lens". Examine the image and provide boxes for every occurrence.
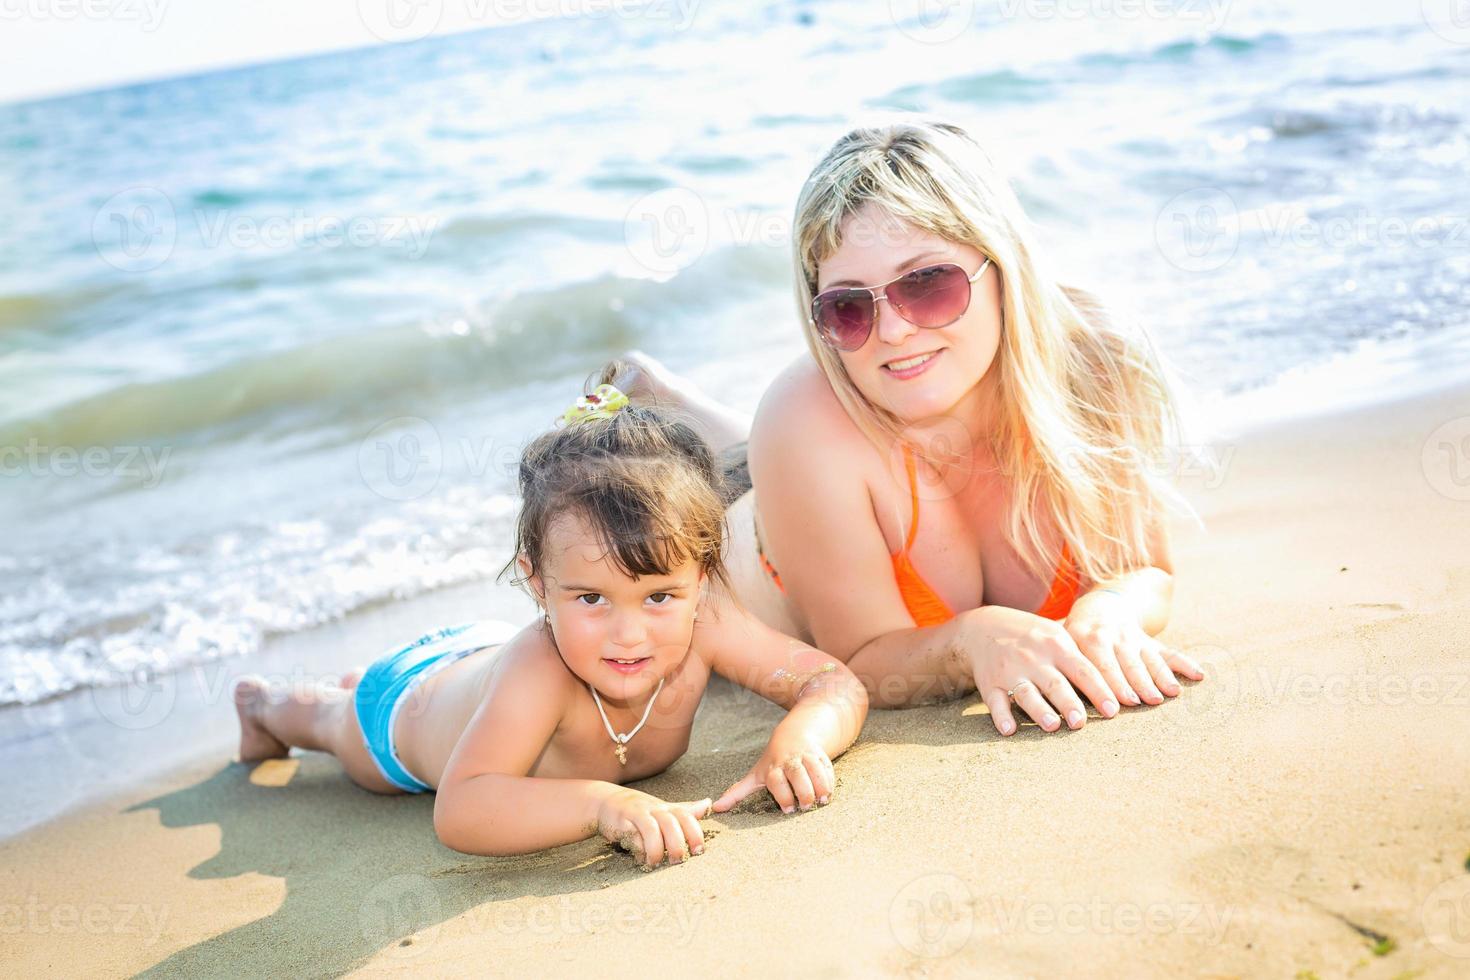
[813,289,874,351]
[887,264,971,327]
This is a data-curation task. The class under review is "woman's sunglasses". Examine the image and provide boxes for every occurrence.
[809,258,993,353]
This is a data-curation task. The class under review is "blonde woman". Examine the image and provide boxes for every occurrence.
[610,117,1205,737]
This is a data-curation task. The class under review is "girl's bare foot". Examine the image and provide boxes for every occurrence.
[339,666,364,690]
[600,350,752,452]
[233,677,290,762]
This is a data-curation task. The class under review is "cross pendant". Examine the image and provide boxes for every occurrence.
[614,743,628,765]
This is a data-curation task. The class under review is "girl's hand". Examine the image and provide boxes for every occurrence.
[712,737,835,815]
[1063,590,1205,707]
[595,789,713,869]
[963,605,1121,736]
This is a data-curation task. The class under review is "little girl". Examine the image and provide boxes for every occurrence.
[232,387,868,868]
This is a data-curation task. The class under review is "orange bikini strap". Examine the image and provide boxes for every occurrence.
[901,445,921,552]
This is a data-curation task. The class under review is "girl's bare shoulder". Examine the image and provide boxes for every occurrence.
[686,581,790,669]
[482,623,580,703]
[688,583,758,650]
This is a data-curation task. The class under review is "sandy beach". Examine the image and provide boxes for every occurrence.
[3,377,1468,978]
[6,5,1468,978]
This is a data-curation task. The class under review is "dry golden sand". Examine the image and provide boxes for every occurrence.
[3,381,1468,978]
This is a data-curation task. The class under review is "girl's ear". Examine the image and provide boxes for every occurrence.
[693,567,710,621]
[517,554,546,606]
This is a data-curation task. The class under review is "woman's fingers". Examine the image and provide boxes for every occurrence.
[1115,635,1165,704]
[1139,641,1181,697]
[1161,645,1205,681]
[1037,668,1091,730]
[981,687,1018,736]
[1074,628,1140,706]
[1052,646,1120,720]
[1011,679,1062,732]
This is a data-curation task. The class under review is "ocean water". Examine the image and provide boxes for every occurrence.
[1,0,1467,706]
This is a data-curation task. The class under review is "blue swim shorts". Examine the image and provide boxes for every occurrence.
[353,619,518,793]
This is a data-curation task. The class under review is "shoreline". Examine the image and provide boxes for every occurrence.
[0,581,538,841]
[5,322,1466,720]
[1186,324,1470,441]
[4,370,1469,976]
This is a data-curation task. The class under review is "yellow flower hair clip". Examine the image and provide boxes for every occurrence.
[559,383,630,426]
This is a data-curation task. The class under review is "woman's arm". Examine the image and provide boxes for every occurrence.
[840,615,977,707]
[746,366,954,683]
[746,364,1117,729]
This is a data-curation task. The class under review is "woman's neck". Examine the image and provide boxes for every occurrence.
[905,369,1003,477]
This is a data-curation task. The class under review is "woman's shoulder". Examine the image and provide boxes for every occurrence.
[751,354,868,454]
[746,354,882,514]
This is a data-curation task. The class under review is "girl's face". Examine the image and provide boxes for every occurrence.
[815,203,1002,424]
[527,513,704,706]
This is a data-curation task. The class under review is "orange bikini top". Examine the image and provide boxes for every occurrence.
[754,448,1083,626]
[890,447,1082,627]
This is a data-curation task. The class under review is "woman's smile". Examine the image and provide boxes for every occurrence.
[881,348,943,380]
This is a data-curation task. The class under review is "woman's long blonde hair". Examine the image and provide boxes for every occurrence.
[792,116,1190,587]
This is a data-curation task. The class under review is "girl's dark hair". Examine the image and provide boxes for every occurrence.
[501,375,729,594]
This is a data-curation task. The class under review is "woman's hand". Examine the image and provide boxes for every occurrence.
[963,605,1122,736]
[595,788,713,869]
[712,735,835,815]
[1063,590,1204,707]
